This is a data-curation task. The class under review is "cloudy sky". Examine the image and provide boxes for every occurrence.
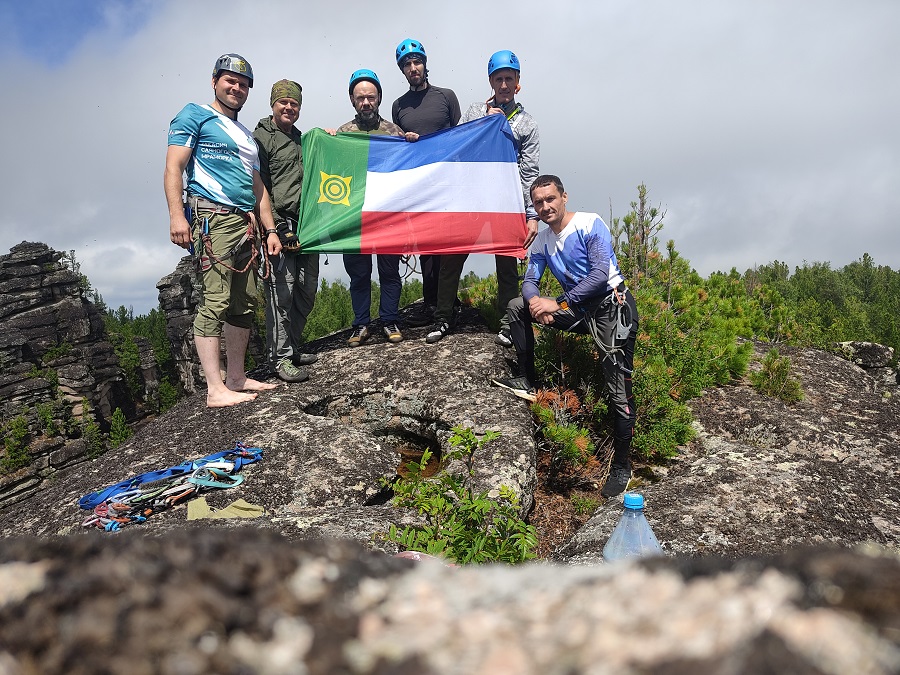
[1,0,897,314]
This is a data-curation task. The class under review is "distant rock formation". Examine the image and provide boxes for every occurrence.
[0,242,143,506]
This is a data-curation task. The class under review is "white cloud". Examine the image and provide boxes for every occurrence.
[1,0,898,313]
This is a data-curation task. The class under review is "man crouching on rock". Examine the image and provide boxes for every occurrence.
[164,53,280,407]
[491,174,639,498]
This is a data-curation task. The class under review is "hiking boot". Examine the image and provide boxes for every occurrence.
[425,321,451,344]
[276,358,309,383]
[292,352,318,366]
[495,328,513,348]
[383,323,403,343]
[601,463,633,498]
[490,375,536,402]
[348,325,371,347]
[406,304,436,327]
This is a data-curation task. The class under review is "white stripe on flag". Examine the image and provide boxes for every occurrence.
[361,161,525,214]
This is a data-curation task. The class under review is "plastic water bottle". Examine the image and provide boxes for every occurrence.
[602,492,664,562]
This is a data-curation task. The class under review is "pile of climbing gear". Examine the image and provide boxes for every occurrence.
[78,442,263,532]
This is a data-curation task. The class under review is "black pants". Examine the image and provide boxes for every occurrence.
[507,289,638,466]
[433,253,520,325]
[420,254,441,307]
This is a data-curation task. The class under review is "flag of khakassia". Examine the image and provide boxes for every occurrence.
[297,114,527,257]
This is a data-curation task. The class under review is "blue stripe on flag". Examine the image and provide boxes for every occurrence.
[366,114,517,172]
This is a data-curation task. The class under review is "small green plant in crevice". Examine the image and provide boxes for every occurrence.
[749,349,804,404]
[385,426,538,564]
[2,415,31,473]
[530,388,595,481]
[570,494,600,516]
[42,341,73,363]
[36,402,61,437]
[109,407,132,447]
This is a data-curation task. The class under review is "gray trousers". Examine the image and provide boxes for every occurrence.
[264,252,319,366]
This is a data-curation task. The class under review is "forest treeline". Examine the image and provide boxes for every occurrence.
[94,185,900,462]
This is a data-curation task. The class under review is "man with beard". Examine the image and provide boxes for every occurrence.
[391,38,461,328]
[335,69,406,347]
[426,49,539,345]
[165,53,280,408]
[254,79,318,383]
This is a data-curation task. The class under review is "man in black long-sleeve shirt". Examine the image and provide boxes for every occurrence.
[391,38,461,327]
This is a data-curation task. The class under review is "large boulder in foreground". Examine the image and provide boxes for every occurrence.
[1,528,898,675]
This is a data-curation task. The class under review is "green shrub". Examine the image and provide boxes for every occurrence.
[80,401,105,458]
[571,494,600,516]
[109,408,132,447]
[750,349,804,403]
[42,341,73,363]
[2,416,31,473]
[158,378,181,413]
[35,402,60,437]
[385,426,538,564]
[531,390,594,473]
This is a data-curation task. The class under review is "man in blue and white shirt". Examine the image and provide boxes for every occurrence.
[492,174,639,497]
[164,53,281,408]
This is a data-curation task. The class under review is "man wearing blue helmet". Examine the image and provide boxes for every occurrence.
[425,50,540,346]
[335,70,408,347]
[165,53,280,408]
[391,39,462,328]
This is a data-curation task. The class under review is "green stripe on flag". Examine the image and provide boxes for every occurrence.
[298,128,370,253]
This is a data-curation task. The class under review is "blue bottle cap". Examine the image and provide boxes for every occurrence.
[623,493,644,509]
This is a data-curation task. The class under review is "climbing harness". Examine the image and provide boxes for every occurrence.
[188,195,272,281]
[78,442,263,531]
[400,254,421,280]
[585,286,635,373]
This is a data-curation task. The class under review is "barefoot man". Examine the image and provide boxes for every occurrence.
[164,53,280,407]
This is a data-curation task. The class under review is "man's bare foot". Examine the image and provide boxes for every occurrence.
[207,389,258,408]
[226,377,278,392]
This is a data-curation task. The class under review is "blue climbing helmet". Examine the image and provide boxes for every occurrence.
[487,50,520,76]
[213,53,253,87]
[396,38,427,67]
[349,69,382,96]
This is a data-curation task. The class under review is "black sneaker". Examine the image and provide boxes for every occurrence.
[495,328,513,348]
[292,352,319,366]
[425,321,451,344]
[276,358,309,383]
[490,375,536,402]
[348,325,371,347]
[601,463,633,498]
[406,304,436,328]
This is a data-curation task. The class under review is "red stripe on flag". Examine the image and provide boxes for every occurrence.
[359,211,527,258]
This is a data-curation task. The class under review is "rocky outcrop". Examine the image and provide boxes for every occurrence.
[0,312,535,544]
[155,256,202,394]
[1,529,898,675]
[838,340,897,387]
[0,243,138,504]
[553,342,900,563]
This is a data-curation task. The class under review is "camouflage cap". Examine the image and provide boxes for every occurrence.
[270,79,303,107]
